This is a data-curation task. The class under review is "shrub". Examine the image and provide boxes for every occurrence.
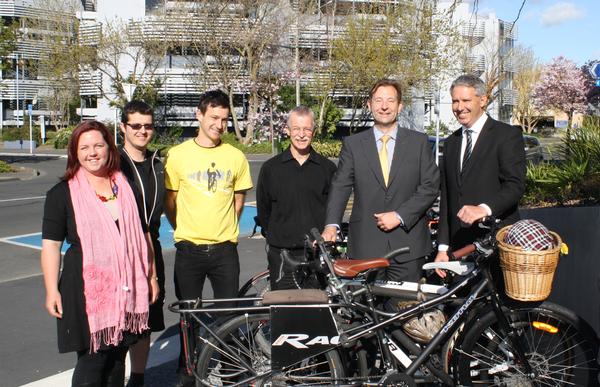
[312,140,342,158]
[45,130,57,141]
[0,160,14,173]
[523,119,600,207]
[54,127,73,149]
[277,138,341,158]
[149,125,183,156]
[1,125,41,142]
[221,132,273,154]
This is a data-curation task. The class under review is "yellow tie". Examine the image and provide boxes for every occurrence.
[379,134,390,186]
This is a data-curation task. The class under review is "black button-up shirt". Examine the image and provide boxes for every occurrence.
[257,147,337,248]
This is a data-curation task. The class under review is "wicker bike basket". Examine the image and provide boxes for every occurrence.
[496,226,562,301]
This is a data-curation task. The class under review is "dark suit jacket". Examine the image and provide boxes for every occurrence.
[325,127,439,261]
[438,115,526,249]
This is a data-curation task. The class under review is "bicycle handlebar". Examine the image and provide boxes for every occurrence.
[448,216,501,261]
[450,244,476,260]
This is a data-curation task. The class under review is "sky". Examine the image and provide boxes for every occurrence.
[466,0,599,66]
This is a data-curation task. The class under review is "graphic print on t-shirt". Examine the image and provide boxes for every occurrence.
[186,161,233,196]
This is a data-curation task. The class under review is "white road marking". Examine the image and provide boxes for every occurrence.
[0,196,45,203]
[0,238,43,251]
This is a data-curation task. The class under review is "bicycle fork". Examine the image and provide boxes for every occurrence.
[485,272,537,379]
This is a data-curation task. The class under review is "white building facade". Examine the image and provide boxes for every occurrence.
[1,0,518,131]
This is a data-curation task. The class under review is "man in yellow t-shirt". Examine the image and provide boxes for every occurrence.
[164,90,252,387]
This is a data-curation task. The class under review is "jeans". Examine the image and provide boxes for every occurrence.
[173,240,240,373]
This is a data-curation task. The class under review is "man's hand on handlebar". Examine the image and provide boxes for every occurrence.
[434,250,450,278]
[457,205,488,226]
[321,226,338,243]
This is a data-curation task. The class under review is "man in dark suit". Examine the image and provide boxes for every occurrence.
[322,79,439,281]
[435,74,526,277]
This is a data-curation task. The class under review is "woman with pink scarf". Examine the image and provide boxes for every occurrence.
[41,121,159,386]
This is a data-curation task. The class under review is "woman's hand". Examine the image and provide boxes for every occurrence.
[45,290,63,318]
[149,277,160,305]
[41,239,63,318]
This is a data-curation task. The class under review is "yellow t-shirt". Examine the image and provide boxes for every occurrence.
[164,140,253,244]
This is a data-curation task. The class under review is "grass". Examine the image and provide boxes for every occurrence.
[0,160,15,173]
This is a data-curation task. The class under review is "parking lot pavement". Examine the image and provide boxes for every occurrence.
[17,235,269,387]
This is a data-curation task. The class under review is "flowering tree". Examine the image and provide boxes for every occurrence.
[533,56,589,138]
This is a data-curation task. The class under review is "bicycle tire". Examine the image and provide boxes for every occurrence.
[451,301,599,386]
[195,313,346,386]
[237,270,270,299]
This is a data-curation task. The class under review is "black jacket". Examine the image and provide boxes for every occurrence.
[119,147,165,240]
[438,116,526,249]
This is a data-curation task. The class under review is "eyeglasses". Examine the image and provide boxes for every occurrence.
[126,123,154,130]
[289,127,314,133]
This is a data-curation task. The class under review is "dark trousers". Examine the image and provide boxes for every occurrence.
[148,240,165,331]
[378,256,425,283]
[72,347,128,387]
[174,240,240,373]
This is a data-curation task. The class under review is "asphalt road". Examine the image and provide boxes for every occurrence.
[0,154,268,387]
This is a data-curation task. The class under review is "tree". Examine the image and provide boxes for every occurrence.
[171,0,290,144]
[80,18,171,110]
[512,46,542,133]
[0,18,18,70]
[329,1,461,130]
[533,56,589,139]
[24,0,85,127]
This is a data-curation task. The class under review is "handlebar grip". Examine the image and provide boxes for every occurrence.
[450,244,476,260]
[383,247,410,260]
[310,227,324,243]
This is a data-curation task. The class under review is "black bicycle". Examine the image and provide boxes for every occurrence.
[170,218,599,386]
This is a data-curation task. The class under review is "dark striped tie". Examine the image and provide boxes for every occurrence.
[462,129,473,169]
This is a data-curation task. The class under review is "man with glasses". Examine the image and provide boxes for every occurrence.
[257,106,336,290]
[119,100,165,387]
[322,79,439,282]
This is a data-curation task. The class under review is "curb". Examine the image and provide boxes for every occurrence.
[0,167,40,182]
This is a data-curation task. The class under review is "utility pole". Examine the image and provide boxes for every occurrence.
[15,53,19,128]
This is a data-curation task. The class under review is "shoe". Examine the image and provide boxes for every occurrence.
[174,373,195,387]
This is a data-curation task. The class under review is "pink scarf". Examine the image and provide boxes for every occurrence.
[69,169,149,352]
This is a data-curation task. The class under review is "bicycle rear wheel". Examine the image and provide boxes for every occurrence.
[195,313,345,386]
[452,302,599,386]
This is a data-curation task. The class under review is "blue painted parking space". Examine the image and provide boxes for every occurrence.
[2,206,258,253]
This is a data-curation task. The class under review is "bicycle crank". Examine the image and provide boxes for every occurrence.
[378,372,417,387]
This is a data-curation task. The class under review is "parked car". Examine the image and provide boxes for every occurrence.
[523,134,544,164]
[428,133,543,164]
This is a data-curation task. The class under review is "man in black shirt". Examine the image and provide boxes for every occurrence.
[257,106,337,289]
[119,101,166,387]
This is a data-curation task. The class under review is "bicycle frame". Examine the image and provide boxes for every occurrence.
[170,222,539,386]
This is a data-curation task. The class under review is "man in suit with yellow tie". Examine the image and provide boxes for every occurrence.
[322,79,439,281]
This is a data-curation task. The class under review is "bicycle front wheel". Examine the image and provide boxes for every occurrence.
[195,313,345,386]
[452,302,599,386]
